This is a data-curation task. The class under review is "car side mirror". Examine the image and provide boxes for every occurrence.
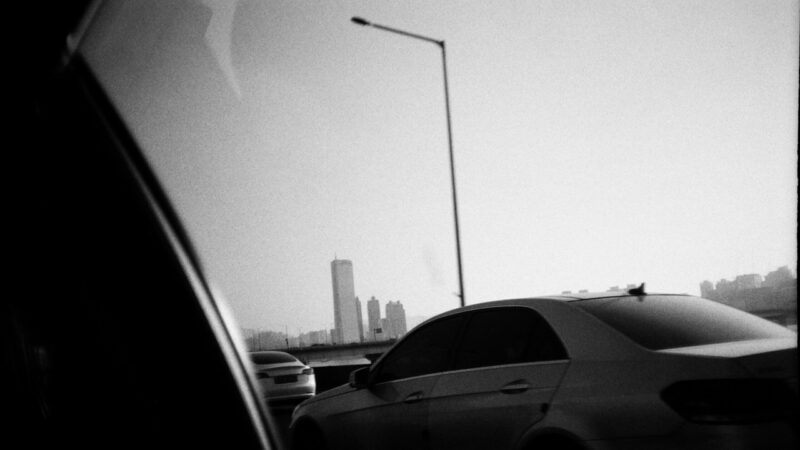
[349,367,370,389]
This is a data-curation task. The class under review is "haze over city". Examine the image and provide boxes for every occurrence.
[243,261,795,348]
[124,0,798,333]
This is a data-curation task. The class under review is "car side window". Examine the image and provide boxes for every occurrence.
[373,315,465,383]
[454,307,567,370]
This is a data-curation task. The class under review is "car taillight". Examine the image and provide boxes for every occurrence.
[661,379,796,424]
[302,368,314,375]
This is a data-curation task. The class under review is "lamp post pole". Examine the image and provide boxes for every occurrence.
[351,17,465,308]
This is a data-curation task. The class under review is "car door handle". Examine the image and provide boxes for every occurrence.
[404,391,424,404]
[500,382,531,394]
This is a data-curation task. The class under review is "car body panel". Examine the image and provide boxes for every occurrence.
[539,355,752,441]
[585,420,798,450]
[428,360,569,449]
[321,374,440,450]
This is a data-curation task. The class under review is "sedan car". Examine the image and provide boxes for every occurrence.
[290,287,797,450]
[251,351,316,409]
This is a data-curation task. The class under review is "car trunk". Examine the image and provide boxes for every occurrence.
[658,337,796,377]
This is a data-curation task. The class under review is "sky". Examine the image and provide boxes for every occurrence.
[86,0,797,334]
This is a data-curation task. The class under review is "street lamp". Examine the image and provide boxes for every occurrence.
[351,16,466,308]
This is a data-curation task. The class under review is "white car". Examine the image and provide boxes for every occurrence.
[290,288,797,449]
[250,351,316,410]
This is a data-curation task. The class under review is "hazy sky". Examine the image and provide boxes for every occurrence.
[87,0,797,333]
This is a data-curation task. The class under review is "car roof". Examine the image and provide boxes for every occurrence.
[547,291,680,301]
[425,291,686,320]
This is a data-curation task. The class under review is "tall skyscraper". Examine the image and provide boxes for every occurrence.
[331,259,361,344]
[355,296,364,342]
[367,296,381,341]
[385,300,408,339]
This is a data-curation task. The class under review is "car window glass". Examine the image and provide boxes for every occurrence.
[373,315,465,383]
[575,295,796,350]
[454,307,567,370]
[250,352,298,365]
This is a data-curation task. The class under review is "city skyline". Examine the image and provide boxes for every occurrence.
[331,258,411,345]
[244,258,413,350]
[244,263,795,349]
[701,265,795,294]
[699,265,796,327]
[243,299,413,350]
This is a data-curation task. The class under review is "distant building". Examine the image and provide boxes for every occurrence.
[700,267,797,327]
[367,296,381,341]
[764,266,794,288]
[607,286,621,292]
[380,318,391,340]
[578,289,589,293]
[735,274,763,290]
[355,296,364,342]
[561,290,572,294]
[331,259,361,344]
[699,280,715,299]
[715,279,736,297]
[299,329,330,346]
[386,301,408,339]
[244,329,293,351]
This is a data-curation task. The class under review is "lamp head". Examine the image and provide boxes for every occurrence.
[351,17,371,26]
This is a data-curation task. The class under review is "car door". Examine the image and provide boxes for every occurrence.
[427,307,570,450]
[331,314,465,450]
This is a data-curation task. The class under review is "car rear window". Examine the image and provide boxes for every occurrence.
[250,352,298,365]
[574,295,795,350]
